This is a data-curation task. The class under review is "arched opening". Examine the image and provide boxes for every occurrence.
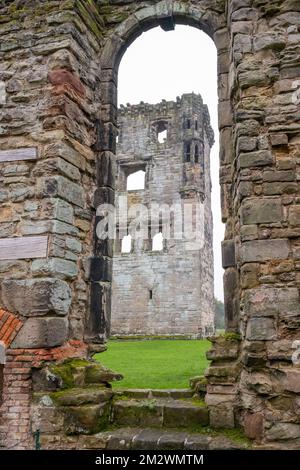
[96,5,229,394]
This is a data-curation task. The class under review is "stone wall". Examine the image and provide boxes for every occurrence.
[0,0,298,449]
[111,94,215,337]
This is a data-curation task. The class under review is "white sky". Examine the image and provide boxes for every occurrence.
[118,25,224,301]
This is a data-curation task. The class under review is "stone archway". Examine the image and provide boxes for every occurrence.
[0,0,298,450]
[91,0,300,446]
[94,1,237,337]
[94,0,239,432]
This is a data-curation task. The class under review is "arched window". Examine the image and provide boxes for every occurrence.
[126,170,145,191]
[185,142,191,162]
[195,144,199,163]
[152,232,164,251]
[121,234,132,253]
[154,120,168,143]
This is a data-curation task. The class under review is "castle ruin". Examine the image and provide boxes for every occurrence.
[111,94,215,338]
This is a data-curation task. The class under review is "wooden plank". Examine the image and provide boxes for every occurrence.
[0,147,37,163]
[0,236,48,260]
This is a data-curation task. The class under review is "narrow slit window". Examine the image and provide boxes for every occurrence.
[126,170,145,191]
[195,144,199,163]
[186,119,191,129]
[195,120,198,130]
[121,234,132,253]
[185,142,191,162]
[149,289,153,300]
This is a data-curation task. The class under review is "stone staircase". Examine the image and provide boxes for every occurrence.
[112,389,209,429]
[32,362,251,450]
[99,389,250,450]
[84,426,248,450]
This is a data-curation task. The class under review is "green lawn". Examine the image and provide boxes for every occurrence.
[95,339,211,389]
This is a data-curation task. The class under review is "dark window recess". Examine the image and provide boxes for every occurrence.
[149,289,153,300]
[186,119,191,129]
[185,142,191,162]
[195,144,199,163]
[195,120,198,130]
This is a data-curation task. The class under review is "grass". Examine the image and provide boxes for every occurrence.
[95,339,211,389]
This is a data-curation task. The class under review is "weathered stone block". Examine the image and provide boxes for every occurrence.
[253,33,285,52]
[266,423,300,441]
[31,405,64,434]
[270,133,288,146]
[97,152,116,189]
[63,403,110,435]
[37,176,85,208]
[163,403,209,428]
[113,400,163,428]
[83,257,112,282]
[85,364,123,385]
[44,141,86,171]
[52,388,113,406]
[223,268,239,331]
[289,205,300,226]
[33,158,81,182]
[207,335,240,362]
[239,150,273,168]
[32,258,78,280]
[239,239,290,262]
[246,317,277,341]
[282,370,300,393]
[222,239,235,268]
[11,317,68,348]
[244,413,264,440]
[244,287,299,317]
[1,278,71,316]
[241,198,282,224]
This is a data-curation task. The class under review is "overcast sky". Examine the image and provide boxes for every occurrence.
[118,25,224,301]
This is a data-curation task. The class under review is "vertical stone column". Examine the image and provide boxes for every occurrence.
[228,0,300,446]
[0,0,103,448]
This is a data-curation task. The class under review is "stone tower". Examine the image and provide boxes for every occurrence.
[111,93,215,338]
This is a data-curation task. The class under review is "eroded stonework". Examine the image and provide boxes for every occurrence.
[111,94,215,337]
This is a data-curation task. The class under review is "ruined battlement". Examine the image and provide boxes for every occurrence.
[118,93,215,147]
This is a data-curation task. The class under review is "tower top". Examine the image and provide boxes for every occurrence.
[118,93,214,147]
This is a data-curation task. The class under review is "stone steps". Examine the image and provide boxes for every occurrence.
[79,427,250,450]
[111,396,209,428]
[115,388,194,399]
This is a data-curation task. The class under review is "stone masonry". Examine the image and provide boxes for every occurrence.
[111,94,215,338]
[0,0,299,450]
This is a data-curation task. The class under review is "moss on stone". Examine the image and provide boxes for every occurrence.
[220,332,241,341]
[179,397,207,408]
[49,358,90,389]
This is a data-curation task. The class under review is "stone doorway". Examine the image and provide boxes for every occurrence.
[95,2,234,343]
